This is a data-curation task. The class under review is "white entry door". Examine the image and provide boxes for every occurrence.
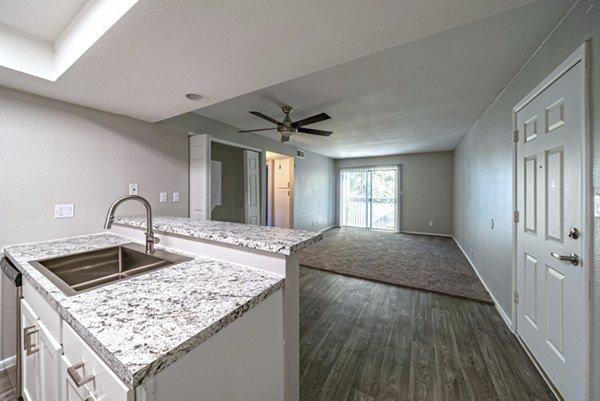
[244,150,260,225]
[515,49,587,401]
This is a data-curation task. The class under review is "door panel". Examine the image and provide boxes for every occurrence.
[524,254,538,328]
[524,156,537,233]
[545,148,564,243]
[515,57,585,401]
[545,265,565,360]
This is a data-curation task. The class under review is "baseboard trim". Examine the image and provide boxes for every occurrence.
[318,225,338,234]
[515,336,564,401]
[452,236,513,329]
[0,355,15,370]
[401,230,452,238]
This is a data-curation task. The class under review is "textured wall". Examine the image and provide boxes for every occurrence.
[162,113,336,231]
[0,87,189,250]
[294,151,336,231]
[0,86,189,364]
[454,0,600,396]
[335,152,453,235]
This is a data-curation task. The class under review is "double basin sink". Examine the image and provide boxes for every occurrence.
[29,243,192,296]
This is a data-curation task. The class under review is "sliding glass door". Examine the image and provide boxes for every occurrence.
[340,165,399,231]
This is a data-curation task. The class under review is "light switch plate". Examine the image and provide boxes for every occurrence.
[160,192,167,203]
[55,204,74,218]
[129,183,138,195]
[595,195,600,218]
[172,192,180,202]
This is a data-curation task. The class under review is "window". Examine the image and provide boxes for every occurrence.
[340,165,399,231]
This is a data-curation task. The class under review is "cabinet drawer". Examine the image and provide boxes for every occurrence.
[62,323,133,401]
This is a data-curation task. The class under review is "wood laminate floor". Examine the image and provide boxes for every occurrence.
[0,268,555,401]
[299,266,556,401]
[0,365,16,401]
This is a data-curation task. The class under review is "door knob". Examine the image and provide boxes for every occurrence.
[550,252,579,266]
[568,227,580,239]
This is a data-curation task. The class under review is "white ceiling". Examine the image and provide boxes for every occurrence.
[0,0,544,123]
[0,0,88,42]
[195,0,574,158]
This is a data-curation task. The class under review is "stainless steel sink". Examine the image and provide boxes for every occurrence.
[29,243,192,296]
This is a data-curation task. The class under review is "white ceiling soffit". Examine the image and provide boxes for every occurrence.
[194,0,575,159]
[0,0,139,81]
[0,0,541,122]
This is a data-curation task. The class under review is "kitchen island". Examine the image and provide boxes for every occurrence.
[2,217,321,401]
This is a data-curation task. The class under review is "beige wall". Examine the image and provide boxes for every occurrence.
[163,113,336,232]
[0,86,189,250]
[335,151,453,235]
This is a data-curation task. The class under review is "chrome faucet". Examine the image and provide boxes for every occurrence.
[103,195,158,254]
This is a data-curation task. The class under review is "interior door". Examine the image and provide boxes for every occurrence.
[244,150,260,225]
[515,58,585,401]
[273,158,293,228]
[189,134,211,219]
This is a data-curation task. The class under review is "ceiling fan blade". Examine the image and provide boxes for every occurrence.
[238,128,277,133]
[249,111,280,125]
[297,127,333,136]
[292,112,331,127]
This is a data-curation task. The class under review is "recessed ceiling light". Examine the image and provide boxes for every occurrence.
[185,93,207,101]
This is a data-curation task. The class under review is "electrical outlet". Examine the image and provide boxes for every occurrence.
[160,192,167,203]
[129,183,138,195]
[173,192,180,202]
[428,221,434,227]
[54,204,74,219]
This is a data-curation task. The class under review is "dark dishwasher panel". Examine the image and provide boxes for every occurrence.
[1,256,22,400]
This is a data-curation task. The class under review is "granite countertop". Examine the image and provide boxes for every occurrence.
[113,216,322,255]
[3,233,283,388]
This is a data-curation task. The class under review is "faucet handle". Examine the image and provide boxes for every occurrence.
[153,236,160,245]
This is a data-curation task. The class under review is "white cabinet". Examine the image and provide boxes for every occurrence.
[21,299,61,401]
[62,323,133,401]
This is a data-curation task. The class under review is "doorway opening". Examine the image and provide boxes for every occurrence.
[266,152,294,229]
[339,165,399,231]
[209,140,261,225]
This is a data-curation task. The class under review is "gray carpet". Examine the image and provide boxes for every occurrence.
[299,228,493,304]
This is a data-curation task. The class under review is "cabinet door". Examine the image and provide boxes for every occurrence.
[21,299,61,401]
[38,318,61,401]
[62,323,133,401]
[61,355,92,401]
[21,300,40,401]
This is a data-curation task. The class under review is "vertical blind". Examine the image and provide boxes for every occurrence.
[339,165,399,231]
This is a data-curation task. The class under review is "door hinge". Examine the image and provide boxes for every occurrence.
[513,210,519,223]
[514,290,520,304]
[513,129,519,143]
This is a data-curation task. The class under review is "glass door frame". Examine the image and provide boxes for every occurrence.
[339,165,400,232]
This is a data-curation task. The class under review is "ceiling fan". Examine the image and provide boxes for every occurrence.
[238,106,332,142]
